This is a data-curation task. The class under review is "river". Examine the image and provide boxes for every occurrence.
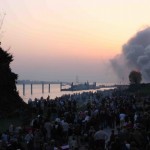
[17,83,115,103]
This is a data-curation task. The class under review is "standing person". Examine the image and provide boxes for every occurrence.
[119,113,126,127]
[107,129,116,149]
[24,130,33,150]
[88,126,95,150]
[9,124,14,135]
[69,136,78,150]
[33,129,43,150]
[44,119,52,140]
[94,127,109,150]
[61,119,69,143]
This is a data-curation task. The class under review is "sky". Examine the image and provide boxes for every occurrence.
[0,0,150,83]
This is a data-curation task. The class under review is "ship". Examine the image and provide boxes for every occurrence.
[61,81,105,91]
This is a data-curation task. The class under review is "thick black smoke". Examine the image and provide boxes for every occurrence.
[111,27,150,82]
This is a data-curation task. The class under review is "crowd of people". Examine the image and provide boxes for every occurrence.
[0,89,150,150]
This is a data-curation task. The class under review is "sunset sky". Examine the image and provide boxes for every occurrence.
[0,0,150,83]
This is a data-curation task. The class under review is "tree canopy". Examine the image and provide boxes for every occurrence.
[0,46,27,115]
[129,70,142,84]
[0,47,17,94]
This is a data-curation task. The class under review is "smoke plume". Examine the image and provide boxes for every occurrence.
[111,27,150,82]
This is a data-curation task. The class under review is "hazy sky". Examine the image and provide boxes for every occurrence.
[0,0,150,83]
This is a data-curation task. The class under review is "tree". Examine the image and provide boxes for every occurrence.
[129,70,142,84]
[0,13,27,116]
[0,46,27,115]
[0,47,17,94]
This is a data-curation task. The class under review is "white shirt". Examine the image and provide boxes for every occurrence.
[119,113,126,121]
[94,130,108,141]
[25,133,33,143]
[62,121,69,132]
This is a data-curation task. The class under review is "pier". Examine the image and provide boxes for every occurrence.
[17,81,71,96]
